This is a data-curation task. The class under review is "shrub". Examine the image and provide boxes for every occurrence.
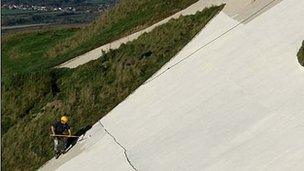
[298,40,304,66]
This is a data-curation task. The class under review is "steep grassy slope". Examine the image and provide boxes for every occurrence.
[298,41,304,66]
[1,70,64,135]
[2,28,78,74]
[45,0,199,67]
[1,5,224,170]
[2,0,199,75]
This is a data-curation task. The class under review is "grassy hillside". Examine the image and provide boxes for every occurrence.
[298,41,304,66]
[1,5,224,170]
[2,28,78,74]
[45,0,199,67]
[2,0,198,75]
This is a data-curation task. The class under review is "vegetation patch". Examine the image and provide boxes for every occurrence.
[1,8,37,15]
[1,0,117,26]
[1,5,224,171]
[298,41,304,66]
[2,0,199,75]
[2,28,78,74]
[1,70,63,135]
[45,0,199,67]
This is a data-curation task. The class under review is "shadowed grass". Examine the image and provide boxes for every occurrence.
[2,28,78,74]
[298,41,304,66]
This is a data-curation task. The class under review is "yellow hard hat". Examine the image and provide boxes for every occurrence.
[61,116,68,124]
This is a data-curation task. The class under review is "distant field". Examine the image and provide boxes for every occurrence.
[1,22,87,34]
[1,8,36,15]
[2,9,65,16]
[2,28,79,74]
[1,0,117,26]
[1,10,96,26]
[87,0,112,4]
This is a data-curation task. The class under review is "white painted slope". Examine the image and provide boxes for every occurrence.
[41,0,304,170]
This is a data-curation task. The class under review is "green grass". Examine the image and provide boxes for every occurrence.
[1,71,58,134]
[2,0,199,75]
[1,5,224,170]
[2,28,78,74]
[45,0,199,68]
[298,41,304,66]
[1,8,36,15]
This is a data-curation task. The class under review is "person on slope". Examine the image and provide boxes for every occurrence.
[51,116,71,158]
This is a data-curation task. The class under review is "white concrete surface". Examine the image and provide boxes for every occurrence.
[41,0,304,170]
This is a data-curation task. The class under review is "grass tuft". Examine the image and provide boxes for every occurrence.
[297,40,304,66]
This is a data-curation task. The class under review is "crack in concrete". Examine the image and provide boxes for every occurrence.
[93,1,280,170]
[98,120,138,171]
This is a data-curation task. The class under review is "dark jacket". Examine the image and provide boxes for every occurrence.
[52,121,70,135]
